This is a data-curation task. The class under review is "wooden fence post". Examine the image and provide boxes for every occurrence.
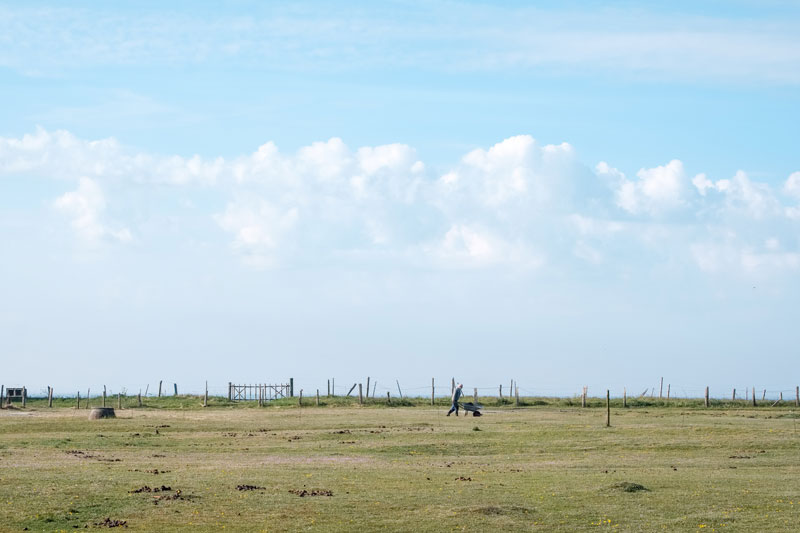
[0,385,3,408]
[666,384,670,401]
[327,380,330,397]
[22,387,26,408]
[299,389,303,407]
[347,383,357,397]
[474,387,478,403]
[48,386,53,408]
[103,386,107,407]
[515,386,519,407]
[332,378,335,396]
[86,388,90,409]
[762,389,766,401]
[228,382,232,401]
[581,386,587,408]
[623,387,627,408]
[158,381,162,398]
[732,388,736,401]
[372,381,377,398]
[77,391,80,409]
[396,380,403,399]
[387,391,391,404]
[358,384,363,405]
[431,378,434,406]
[290,378,294,398]
[752,386,756,407]
[118,392,122,409]
[705,386,709,408]
[316,389,320,406]
[203,382,208,407]
[174,383,178,396]
[796,386,799,407]
[138,390,142,407]
[499,384,503,400]
[452,378,455,396]
[606,390,611,427]
[659,377,663,399]
[366,377,370,399]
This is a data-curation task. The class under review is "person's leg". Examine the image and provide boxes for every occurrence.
[447,403,456,416]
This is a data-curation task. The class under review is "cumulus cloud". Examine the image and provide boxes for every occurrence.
[214,200,299,267]
[5,129,800,274]
[53,177,131,243]
[612,159,689,215]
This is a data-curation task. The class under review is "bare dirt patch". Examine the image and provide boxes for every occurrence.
[289,489,333,497]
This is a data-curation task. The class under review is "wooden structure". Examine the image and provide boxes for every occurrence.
[4,387,25,403]
[228,382,292,402]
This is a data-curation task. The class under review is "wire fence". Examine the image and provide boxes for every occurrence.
[4,377,799,404]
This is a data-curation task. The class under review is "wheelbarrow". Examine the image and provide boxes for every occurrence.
[459,402,483,416]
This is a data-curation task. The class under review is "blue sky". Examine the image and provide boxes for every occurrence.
[1,1,799,398]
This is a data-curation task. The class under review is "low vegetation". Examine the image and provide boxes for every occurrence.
[1,400,798,531]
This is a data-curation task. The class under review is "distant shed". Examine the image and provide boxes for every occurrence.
[3,387,26,403]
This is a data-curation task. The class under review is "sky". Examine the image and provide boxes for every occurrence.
[1,1,799,399]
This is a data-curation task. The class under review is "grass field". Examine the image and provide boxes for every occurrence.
[1,400,799,532]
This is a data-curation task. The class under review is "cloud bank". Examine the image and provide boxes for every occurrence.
[3,128,799,275]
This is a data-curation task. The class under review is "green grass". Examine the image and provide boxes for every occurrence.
[1,402,799,531]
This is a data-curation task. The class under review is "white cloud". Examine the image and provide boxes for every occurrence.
[214,199,299,267]
[6,128,800,275]
[430,224,543,268]
[615,159,688,215]
[53,177,131,243]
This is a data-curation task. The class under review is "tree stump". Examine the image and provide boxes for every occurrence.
[88,407,116,420]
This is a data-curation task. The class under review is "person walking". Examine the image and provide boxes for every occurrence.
[447,383,464,416]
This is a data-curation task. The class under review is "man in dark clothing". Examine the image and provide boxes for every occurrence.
[447,383,463,416]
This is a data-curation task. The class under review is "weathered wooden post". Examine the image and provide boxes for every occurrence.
[396,380,403,399]
[228,382,232,401]
[581,386,587,408]
[623,387,627,408]
[158,381,162,398]
[762,389,766,401]
[366,377,370,399]
[332,378,335,396]
[103,386,107,408]
[474,387,478,403]
[499,384,503,400]
[732,388,736,401]
[796,386,799,407]
[666,384,670,401]
[174,383,178,396]
[606,390,611,427]
[358,384,363,405]
[203,382,208,407]
[48,386,53,408]
[705,386,709,408]
[752,386,757,407]
[22,387,26,408]
[659,377,663,399]
[138,390,142,407]
[515,386,519,407]
[118,392,122,409]
[0,385,3,408]
[86,388,90,409]
[316,389,320,406]
[451,378,455,396]
[327,380,330,397]
[431,378,434,406]
[387,391,391,404]
[77,391,81,409]
[289,378,294,398]
[299,389,303,407]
